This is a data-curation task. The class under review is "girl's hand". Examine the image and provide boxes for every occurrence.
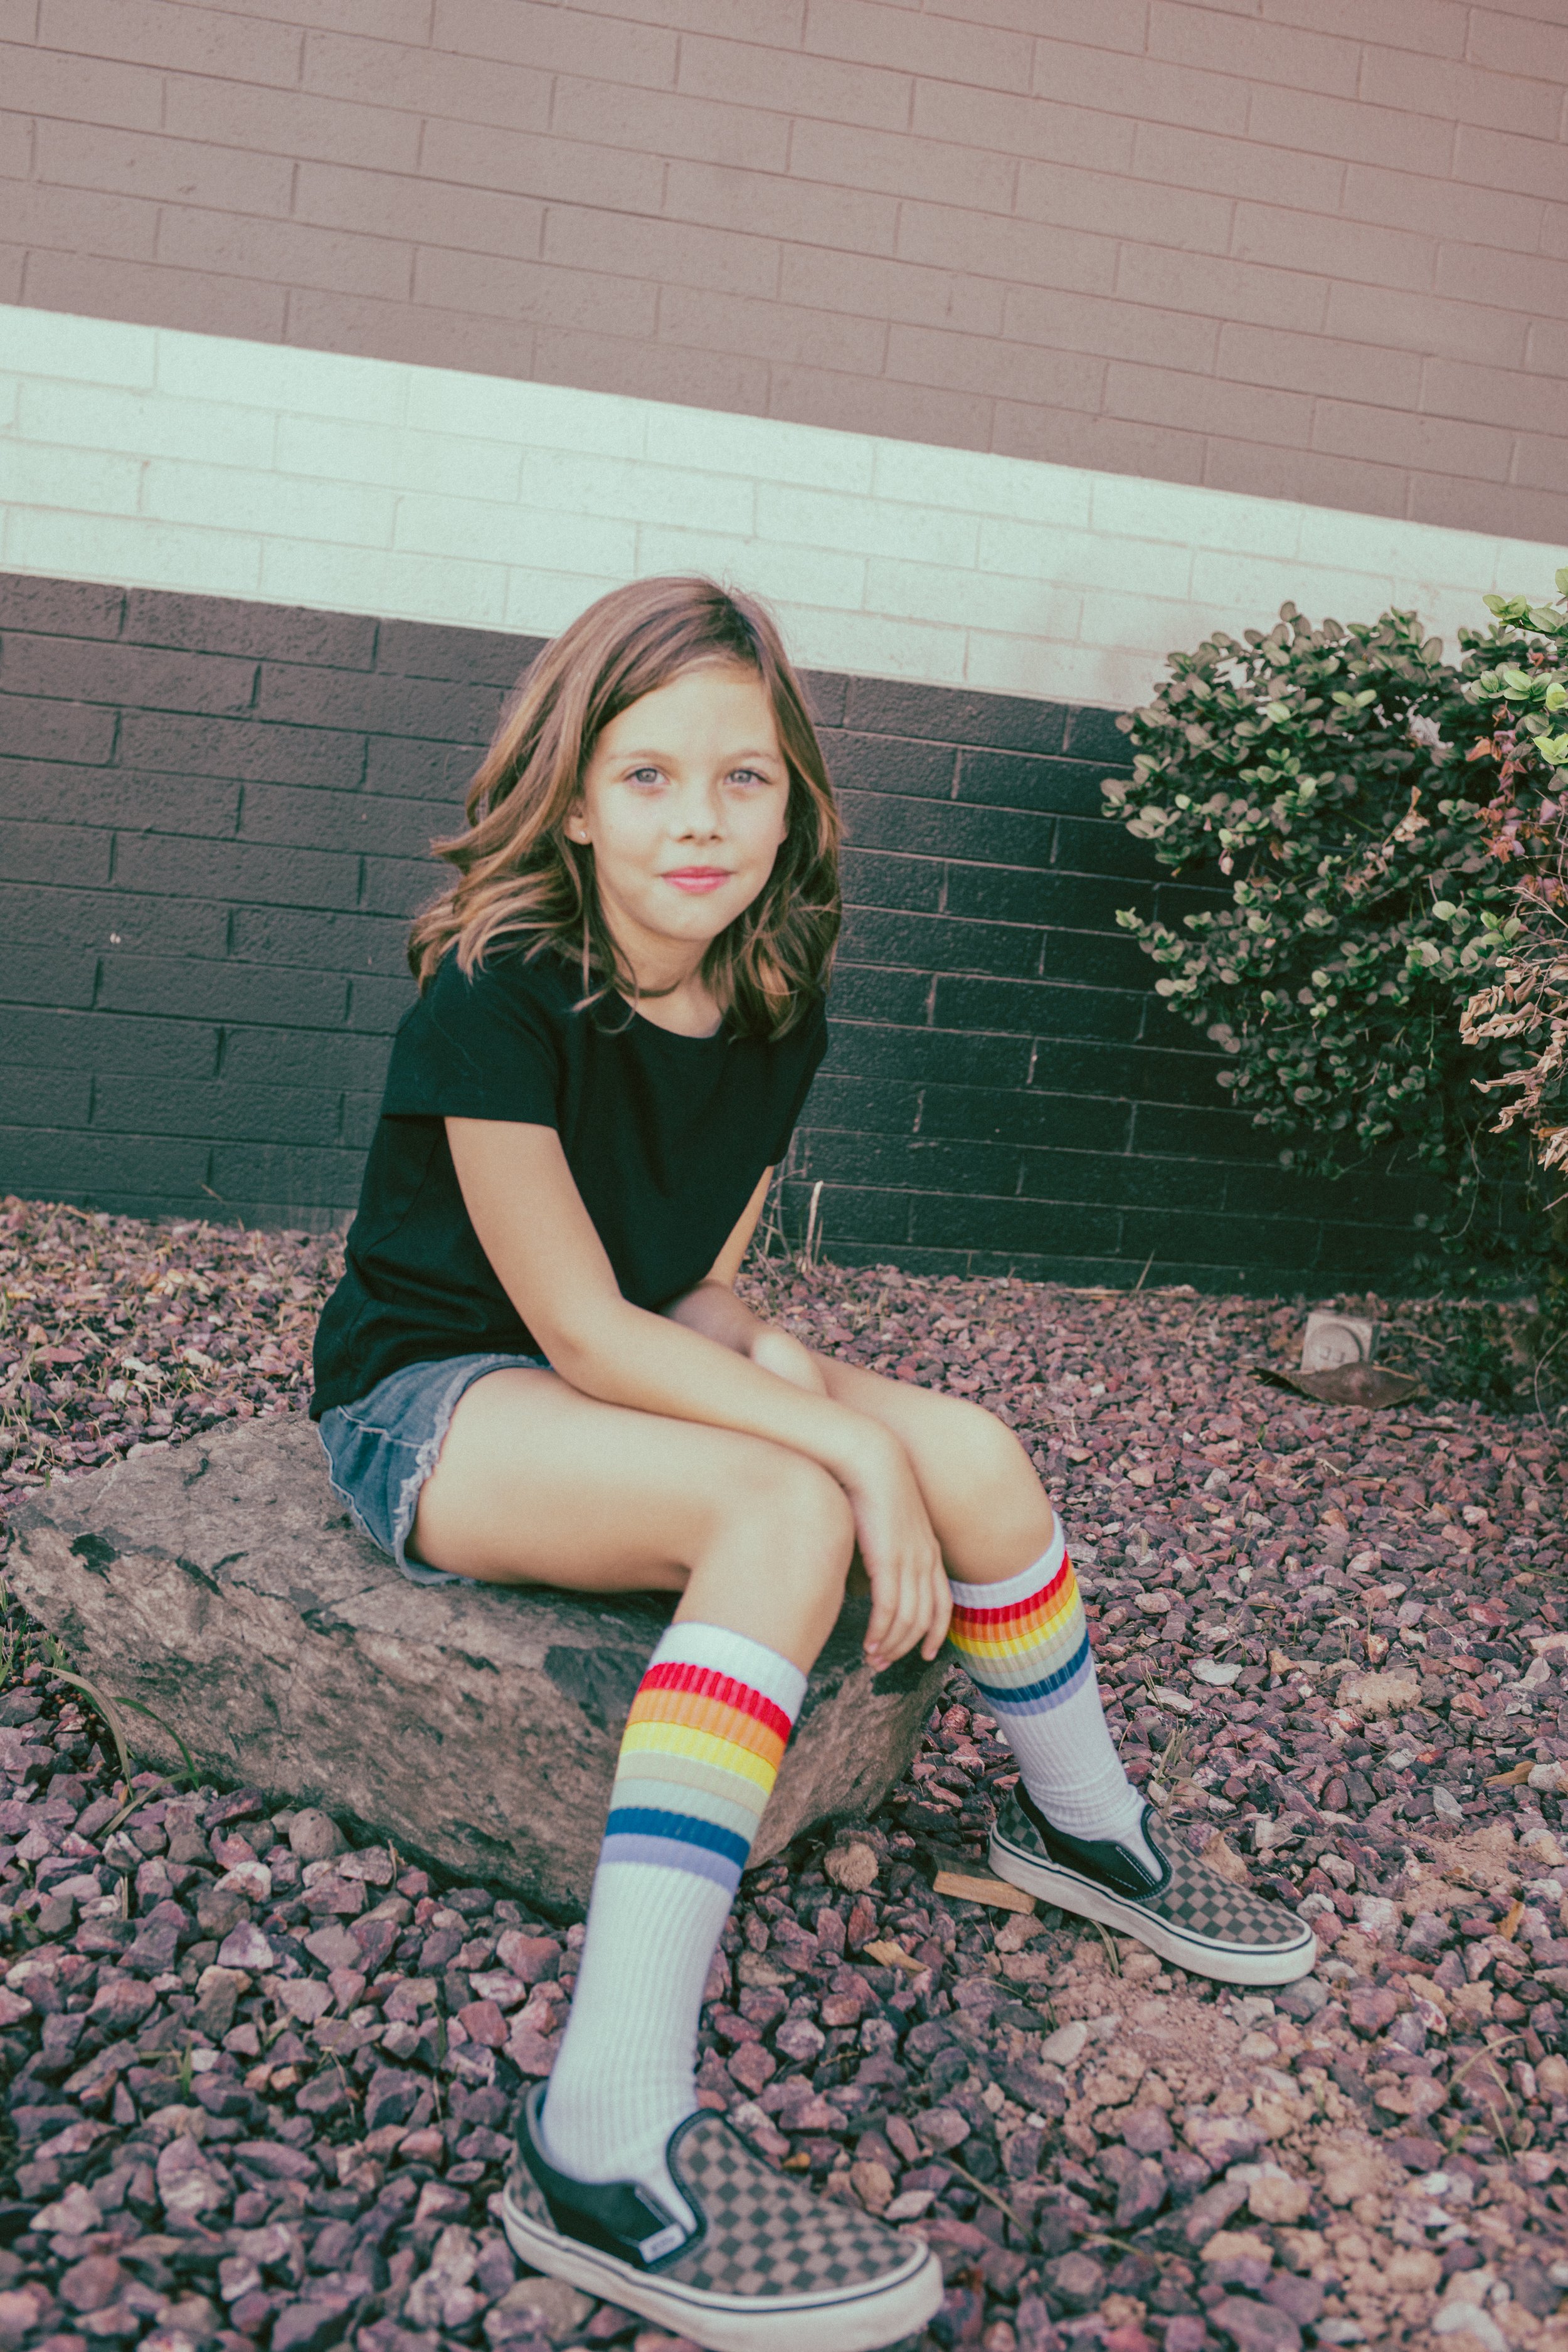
[840,1428,951,1672]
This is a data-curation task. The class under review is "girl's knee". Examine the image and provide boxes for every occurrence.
[940,1397,1041,1497]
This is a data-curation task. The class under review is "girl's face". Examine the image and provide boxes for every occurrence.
[568,664,791,978]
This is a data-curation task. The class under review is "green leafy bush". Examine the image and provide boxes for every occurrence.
[1102,602,1534,1274]
[1459,576,1568,1216]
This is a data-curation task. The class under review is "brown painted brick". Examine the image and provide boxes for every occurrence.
[1200,436,1409,522]
[532,324,771,416]
[1106,360,1312,449]
[1130,117,1345,212]
[1116,242,1330,339]
[551,73,789,173]
[301,28,550,135]
[1216,320,1424,410]
[1232,201,1436,295]
[1271,0,1463,56]
[0,113,32,180]
[895,199,1116,299]
[665,158,896,257]
[420,115,665,215]
[805,0,1032,94]
[0,576,125,637]
[165,72,423,174]
[125,585,376,665]
[412,243,658,334]
[1341,157,1545,253]
[655,280,886,373]
[1001,282,1220,377]
[24,247,290,340]
[1030,41,1248,137]
[198,0,435,36]
[284,287,534,379]
[886,322,1105,411]
[992,404,1207,487]
[1424,354,1564,438]
[1014,155,1232,253]
[39,0,304,86]
[36,121,295,215]
[1311,396,1512,482]
[678,29,911,132]
[1362,44,1560,140]
[1512,432,1568,496]
[543,202,778,300]
[4,180,160,262]
[3,40,165,130]
[767,363,992,453]
[296,161,544,263]
[4,635,257,713]
[433,0,678,85]
[968,0,1145,46]
[1407,471,1568,546]
[911,80,1134,173]
[1463,11,1568,90]
[1453,120,1568,204]
[788,115,1015,212]
[1436,239,1568,318]
[1246,82,1455,176]
[157,206,415,303]
[1524,317,1568,378]
[1148,1,1359,96]
[1325,278,1527,371]
[0,237,21,300]
[777,243,1002,337]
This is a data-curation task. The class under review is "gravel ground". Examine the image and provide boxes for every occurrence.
[0,1197,1565,2352]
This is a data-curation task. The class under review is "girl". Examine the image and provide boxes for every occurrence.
[312,578,1313,2352]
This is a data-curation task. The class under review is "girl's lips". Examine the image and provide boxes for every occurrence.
[662,869,731,893]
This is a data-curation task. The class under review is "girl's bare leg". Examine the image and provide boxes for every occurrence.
[761,1337,1152,1857]
[412,1369,860,2205]
[410,1364,856,1668]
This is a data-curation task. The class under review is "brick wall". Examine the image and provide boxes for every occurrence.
[2,0,1564,549]
[0,568,1443,1290]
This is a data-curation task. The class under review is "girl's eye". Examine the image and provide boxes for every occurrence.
[628,767,664,787]
[729,768,770,787]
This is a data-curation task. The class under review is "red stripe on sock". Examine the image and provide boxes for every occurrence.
[638,1658,794,1745]
[951,1555,1074,1629]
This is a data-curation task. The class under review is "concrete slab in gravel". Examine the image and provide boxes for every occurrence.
[6,1413,945,1914]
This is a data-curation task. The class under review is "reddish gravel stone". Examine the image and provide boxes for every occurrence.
[2,1212,1567,2352]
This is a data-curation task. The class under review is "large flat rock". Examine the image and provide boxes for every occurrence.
[6,1413,944,1914]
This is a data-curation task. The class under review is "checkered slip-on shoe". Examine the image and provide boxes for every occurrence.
[989,1786,1318,1988]
[501,2084,941,2352]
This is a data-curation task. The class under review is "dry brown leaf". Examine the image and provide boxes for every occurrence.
[932,1870,1035,1915]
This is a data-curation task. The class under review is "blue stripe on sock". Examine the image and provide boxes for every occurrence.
[603,1806,751,1870]
[967,1629,1093,1711]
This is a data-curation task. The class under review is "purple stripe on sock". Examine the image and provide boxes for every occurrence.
[975,1644,1095,1717]
[599,1832,742,1892]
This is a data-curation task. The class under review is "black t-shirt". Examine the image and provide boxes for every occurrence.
[310,945,828,1417]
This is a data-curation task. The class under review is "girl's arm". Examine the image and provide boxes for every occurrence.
[662,1169,826,1393]
[446,1118,944,1665]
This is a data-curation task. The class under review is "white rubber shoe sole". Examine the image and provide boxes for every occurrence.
[989,1817,1318,1988]
[500,2175,943,2352]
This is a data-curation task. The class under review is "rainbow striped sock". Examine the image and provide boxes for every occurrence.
[947,1525,1148,1855]
[541,1622,805,2200]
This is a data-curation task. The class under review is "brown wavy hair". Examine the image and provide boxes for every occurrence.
[407,576,840,1037]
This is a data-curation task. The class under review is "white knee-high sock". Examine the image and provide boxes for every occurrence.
[947,1523,1155,1872]
[540,1622,806,2206]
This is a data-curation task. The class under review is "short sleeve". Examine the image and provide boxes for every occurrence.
[381,948,561,1126]
[768,998,829,1163]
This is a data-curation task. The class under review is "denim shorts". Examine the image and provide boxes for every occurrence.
[317,1350,549,1586]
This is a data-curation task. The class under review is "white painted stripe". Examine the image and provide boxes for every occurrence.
[1,304,1559,709]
